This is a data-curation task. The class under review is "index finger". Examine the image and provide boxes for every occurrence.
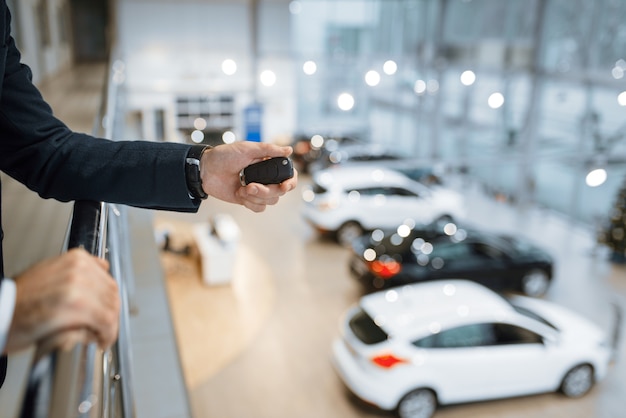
[246,143,293,162]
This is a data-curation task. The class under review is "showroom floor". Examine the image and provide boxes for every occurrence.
[4,61,625,418]
[154,172,626,418]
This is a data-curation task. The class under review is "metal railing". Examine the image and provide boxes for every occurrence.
[19,201,131,418]
[18,53,136,418]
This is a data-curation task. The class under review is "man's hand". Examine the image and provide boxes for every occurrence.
[200,142,298,212]
[4,248,120,354]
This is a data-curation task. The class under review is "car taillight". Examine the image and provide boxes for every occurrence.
[368,259,401,279]
[371,353,408,369]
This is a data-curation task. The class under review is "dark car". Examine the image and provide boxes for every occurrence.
[308,142,404,173]
[291,133,364,174]
[349,222,554,297]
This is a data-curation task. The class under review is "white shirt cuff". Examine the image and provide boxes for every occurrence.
[0,278,16,354]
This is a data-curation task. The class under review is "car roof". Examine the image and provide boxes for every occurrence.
[359,280,516,339]
[313,165,421,190]
[356,224,521,258]
[428,228,508,246]
[335,142,400,156]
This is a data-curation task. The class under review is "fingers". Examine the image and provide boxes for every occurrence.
[236,174,296,212]
[94,255,111,271]
[50,251,120,348]
[238,188,279,213]
[243,142,293,162]
[6,249,121,354]
[200,141,298,211]
[35,329,97,359]
[281,168,298,192]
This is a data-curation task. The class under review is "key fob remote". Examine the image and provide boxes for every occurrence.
[239,157,294,186]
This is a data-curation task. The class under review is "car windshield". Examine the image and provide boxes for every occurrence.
[349,154,400,162]
[499,235,535,253]
[511,304,559,331]
[349,308,389,345]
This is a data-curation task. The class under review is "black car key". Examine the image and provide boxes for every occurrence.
[239,157,294,186]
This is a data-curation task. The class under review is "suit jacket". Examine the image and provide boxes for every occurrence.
[0,0,199,385]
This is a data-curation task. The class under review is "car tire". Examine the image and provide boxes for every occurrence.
[397,388,437,418]
[560,364,594,398]
[336,221,363,247]
[521,269,550,297]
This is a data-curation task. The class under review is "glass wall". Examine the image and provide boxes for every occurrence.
[290,0,626,227]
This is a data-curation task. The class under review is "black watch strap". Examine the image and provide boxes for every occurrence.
[185,145,209,200]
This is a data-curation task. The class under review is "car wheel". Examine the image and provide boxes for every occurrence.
[561,364,594,398]
[336,221,363,246]
[397,389,437,418]
[521,269,550,297]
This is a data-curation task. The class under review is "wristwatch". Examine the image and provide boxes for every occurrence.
[185,145,210,200]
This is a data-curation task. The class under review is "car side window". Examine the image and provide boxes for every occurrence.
[352,187,386,196]
[412,323,496,348]
[351,154,399,162]
[312,183,327,194]
[472,243,505,259]
[349,156,370,162]
[493,323,543,345]
[429,242,471,260]
[389,187,418,197]
[349,187,420,198]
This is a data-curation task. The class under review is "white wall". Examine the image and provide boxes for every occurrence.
[8,0,72,83]
[116,0,296,144]
[291,0,379,55]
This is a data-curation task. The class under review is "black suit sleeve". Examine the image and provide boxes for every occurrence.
[0,5,198,212]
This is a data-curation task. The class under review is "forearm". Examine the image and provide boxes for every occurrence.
[0,125,199,211]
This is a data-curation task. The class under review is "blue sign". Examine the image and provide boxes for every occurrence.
[244,103,263,142]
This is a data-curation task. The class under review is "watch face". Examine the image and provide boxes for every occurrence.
[186,157,201,166]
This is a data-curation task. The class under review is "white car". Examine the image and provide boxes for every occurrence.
[332,280,615,418]
[302,166,465,245]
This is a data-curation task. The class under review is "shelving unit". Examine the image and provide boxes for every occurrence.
[176,95,234,132]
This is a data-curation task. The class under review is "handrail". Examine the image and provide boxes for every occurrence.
[105,204,135,418]
[19,201,109,418]
[18,51,136,417]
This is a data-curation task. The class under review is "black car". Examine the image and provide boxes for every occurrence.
[290,133,364,174]
[307,142,404,173]
[349,223,554,297]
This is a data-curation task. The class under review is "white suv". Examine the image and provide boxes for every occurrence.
[302,166,465,245]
